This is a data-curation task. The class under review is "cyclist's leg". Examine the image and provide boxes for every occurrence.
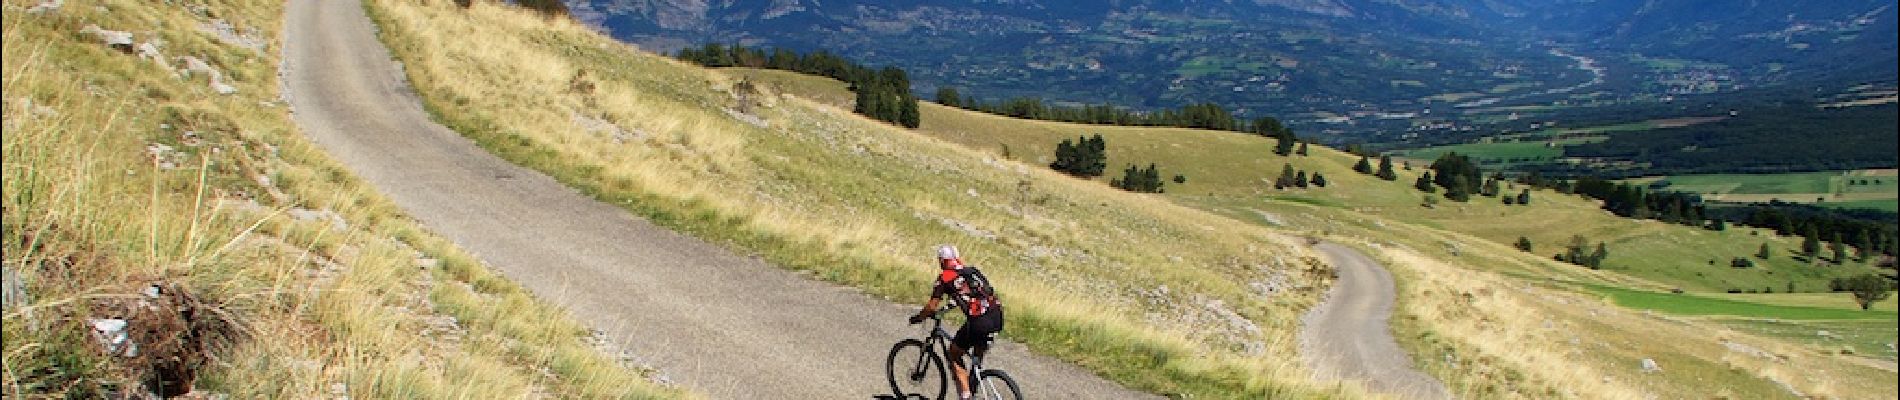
[949,324,983,398]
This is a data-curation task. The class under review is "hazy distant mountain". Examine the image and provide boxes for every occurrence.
[568,0,1896,140]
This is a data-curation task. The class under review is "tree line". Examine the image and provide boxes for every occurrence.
[935,87,1296,139]
[676,44,919,128]
[1504,168,1897,259]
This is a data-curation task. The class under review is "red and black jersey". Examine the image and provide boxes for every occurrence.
[933,265,1001,317]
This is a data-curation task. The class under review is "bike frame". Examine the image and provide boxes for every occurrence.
[912,305,993,395]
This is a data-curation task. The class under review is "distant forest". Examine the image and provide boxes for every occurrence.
[1539,104,1898,177]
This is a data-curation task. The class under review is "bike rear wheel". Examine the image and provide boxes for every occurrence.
[975,369,1022,400]
[886,339,947,400]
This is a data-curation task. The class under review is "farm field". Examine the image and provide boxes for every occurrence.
[1626,169,1899,211]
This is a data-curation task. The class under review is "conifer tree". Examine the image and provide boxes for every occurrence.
[1517,189,1531,205]
[936,86,961,107]
[1295,171,1309,188]
[1277,163,1297,189]
[1757,243,1772,259]
[1415,172,1436,193]
[1802,228,1822,262]
[1312,172,1327,187]
[1297,142,1309,156]
[1354,156,1373,174]
[1376,155,1398,181]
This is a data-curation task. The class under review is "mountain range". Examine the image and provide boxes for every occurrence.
[568,0,1896,143]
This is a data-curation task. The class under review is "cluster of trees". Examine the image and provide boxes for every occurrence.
[675,44,919,127]
[1353,154,1397,180]
[1707,202,1899,260]
[934,87,1296,138]
[1049,135,1108,178]
[1504,168,1896,261]
[1111,164,1168,193]
[1557,235,1610,269]
[1273,164,1326,189]
[1418,153,1519,202]
[1568,177,1713,227]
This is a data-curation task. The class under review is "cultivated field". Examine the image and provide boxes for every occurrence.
[1627,169,1899,211]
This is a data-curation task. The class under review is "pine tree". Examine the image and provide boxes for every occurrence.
[1353,156,1373,174]
[1802,228,1822,262]
[1482,178,1501,197]
[1590,242,1609,269]
[1295,171,1309,188]
[1375,155,1398,181]
[1415,172,1436,193]
[1516,189,1531,205]
[1830,233,1847,264]
[1083,135,1108,177]
[936,86,961,107]
[1853,229,1873,261]
[1297,142,1309,156]
[1445,175,1472,202]
[1311,172,1327,187]
[1515,236,1534,252]
[1277,163,1297,189]
[1757,243,1771,259]
[1274,133,1297,156]
[1049,139,1077,175]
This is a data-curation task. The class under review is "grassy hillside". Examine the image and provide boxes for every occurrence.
[1,1,679,397]
[727,71,1884,294]
[727,68,1899,396]
[363,1,1357,398]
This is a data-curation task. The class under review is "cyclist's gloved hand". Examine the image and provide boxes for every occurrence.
[908,313,927,324]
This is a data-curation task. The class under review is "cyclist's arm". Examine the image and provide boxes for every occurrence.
[919,296,941,318]
[919,278,950,317]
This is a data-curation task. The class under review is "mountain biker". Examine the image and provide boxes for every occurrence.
[909,245,1005,400]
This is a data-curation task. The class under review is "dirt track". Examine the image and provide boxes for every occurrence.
[279,0,1151,398]
[1302,243,1452,399]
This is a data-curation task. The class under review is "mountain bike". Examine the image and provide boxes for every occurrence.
[886,304,1022,400]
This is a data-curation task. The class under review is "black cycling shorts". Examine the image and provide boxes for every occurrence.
[951,307,1004,350]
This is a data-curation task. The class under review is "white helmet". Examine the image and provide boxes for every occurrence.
[937,244,961,261]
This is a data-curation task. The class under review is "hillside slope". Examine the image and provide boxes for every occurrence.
[2,0,678,397]
[283,0,1148,398]
[362,1,1367,398]
[729,68,1899,398]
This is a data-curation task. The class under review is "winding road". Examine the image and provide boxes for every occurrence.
[280,0,1149,398]
[1302,243,1452,399]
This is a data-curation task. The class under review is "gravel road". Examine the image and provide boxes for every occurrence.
[280,0,1152,398]
[1302,243,1452,399]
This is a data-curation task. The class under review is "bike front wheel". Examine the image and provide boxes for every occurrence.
[975,369,1022,400]
[886,339,947,400]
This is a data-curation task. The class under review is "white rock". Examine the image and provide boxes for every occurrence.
[25,0,62,14]
[89,318,138,357]
[1639,358,1661,373]
[1,267,26,311]
[79,25,133,52]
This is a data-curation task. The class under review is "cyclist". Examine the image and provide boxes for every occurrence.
[909,245,1005,400]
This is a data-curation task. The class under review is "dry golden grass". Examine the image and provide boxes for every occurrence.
[359,0,1385,397]
[2,0,680,397]
[729,54,1900,399]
